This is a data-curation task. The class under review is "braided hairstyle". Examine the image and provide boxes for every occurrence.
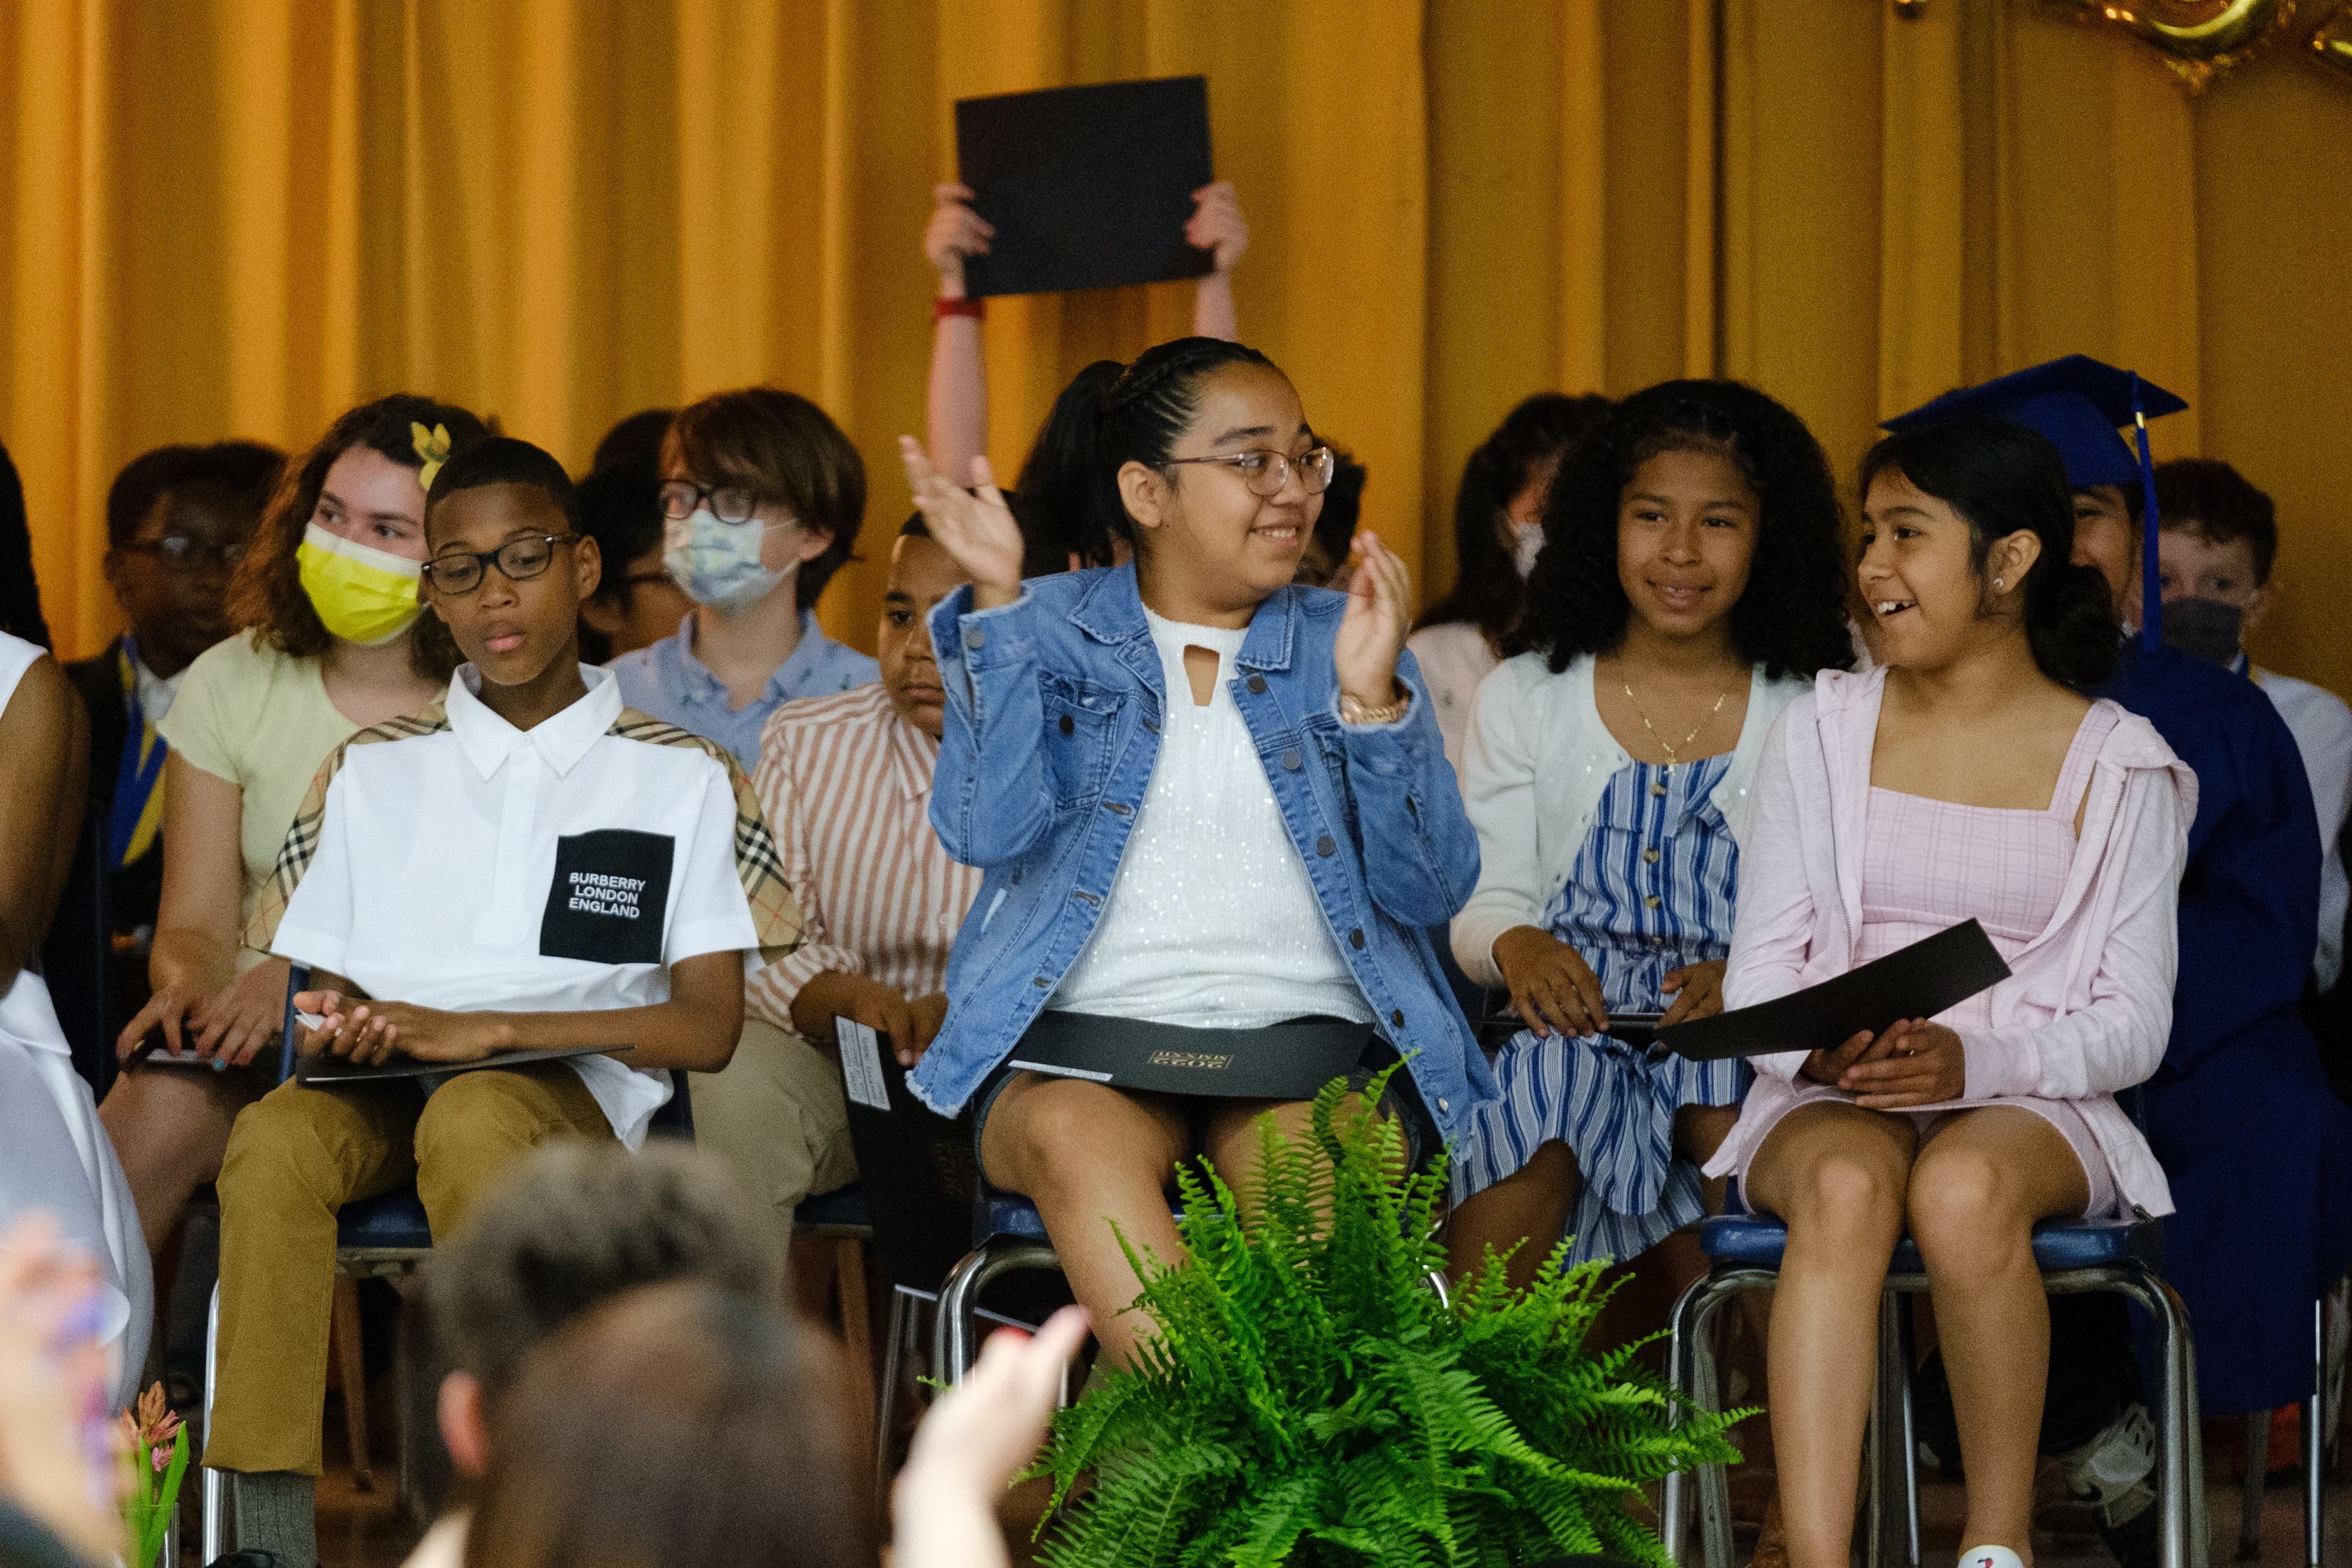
[1097,337,1283,550]
[1507,378,1854,680]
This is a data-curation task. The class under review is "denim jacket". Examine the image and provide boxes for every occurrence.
[914,564,1495,1145]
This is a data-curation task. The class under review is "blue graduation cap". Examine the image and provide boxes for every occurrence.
[1882,354,2188,649]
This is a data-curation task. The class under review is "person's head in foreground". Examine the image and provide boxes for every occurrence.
[421,437,599,726]
[880,515,971,741]
[1858,414,2120,690]
[424,1142,782,1496]
[463,1280,873,1568]
[227,393,491,678]
[2152,456,2276,667]
[1507,378,1853,676]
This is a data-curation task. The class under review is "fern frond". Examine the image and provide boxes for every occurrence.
[1028,1070,1751,1567]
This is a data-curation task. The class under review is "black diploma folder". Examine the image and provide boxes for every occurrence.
[1654,920,2011,1063]
[954,76,1215,298]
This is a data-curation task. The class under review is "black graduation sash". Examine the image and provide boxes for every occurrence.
[1006,1010,1375,1100]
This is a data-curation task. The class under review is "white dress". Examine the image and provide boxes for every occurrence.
[0,631,153,1405]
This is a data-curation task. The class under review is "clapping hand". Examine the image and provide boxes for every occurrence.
[1334,531,1412,716]
[925,184,994,294]
[1187,182,1249,274]
[899,438,1023,609]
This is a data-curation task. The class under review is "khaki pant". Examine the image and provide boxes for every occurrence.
[204,1066,610,1475]
[688,1018,856,1272]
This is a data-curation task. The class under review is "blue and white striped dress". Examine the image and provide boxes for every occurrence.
[1452,753,1750,1267]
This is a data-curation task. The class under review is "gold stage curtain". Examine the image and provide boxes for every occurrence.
[4,1,2348,698]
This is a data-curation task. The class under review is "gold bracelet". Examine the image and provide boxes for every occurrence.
[1339,686,1410,727]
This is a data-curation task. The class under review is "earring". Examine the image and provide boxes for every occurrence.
[1993,577,2005,589]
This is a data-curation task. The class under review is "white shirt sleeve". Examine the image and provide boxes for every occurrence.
[1450,662,1544,989]
[271,770,359,978]
[662,755,762,965]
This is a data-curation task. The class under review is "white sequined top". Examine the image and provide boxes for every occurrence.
[1050,609,1373,1028]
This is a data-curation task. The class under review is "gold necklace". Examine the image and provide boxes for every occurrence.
[1621,678,1729,768]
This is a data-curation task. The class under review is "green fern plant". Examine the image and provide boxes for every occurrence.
[1024,1067,1752,1568]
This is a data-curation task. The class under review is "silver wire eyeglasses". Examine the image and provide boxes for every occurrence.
[1161,445,1338,497]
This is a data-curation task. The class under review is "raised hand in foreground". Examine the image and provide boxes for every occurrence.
[892,1305,1089,1568]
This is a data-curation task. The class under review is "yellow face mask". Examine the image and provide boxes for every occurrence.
[296,522,424,646]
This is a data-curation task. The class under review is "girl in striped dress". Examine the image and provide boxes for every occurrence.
[1445,380,1855,1288]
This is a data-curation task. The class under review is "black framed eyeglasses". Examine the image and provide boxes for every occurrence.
[118,535,247,569]
[1162,445,1337,498]
[423,533,579,594]
[656,480,765,525]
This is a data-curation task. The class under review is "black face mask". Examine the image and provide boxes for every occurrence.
[2160,596,2245,668]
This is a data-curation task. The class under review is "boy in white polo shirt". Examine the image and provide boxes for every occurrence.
[205,437,800,1567]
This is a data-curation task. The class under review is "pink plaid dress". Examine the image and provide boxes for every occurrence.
[1729,703,2124,1216]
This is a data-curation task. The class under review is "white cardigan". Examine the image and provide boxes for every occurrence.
[1448,651,1811,989]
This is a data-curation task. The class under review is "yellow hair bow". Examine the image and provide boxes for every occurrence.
[411,421,453,493]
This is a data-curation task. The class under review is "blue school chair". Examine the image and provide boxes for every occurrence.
[199,966,695,1560]
[932,1195,1066,1388]
[1658,1203,2208,1568]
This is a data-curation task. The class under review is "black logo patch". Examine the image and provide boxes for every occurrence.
[540,830,674,964]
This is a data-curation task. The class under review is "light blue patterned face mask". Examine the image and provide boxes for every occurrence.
[1512,521,1544,579]
[662,508,792,614]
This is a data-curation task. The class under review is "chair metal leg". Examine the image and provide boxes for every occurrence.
[932,1239,1059,1388]
[1895,1294,1922,1568]
[1867,1291,1917,1568]
[1690,1284,1741,1568]
[1661,1277,1705,1567]
[832,1238,875,1448]
[2306,1296,2324,1568]
[331,1275,373,1492]
[201,1283,225,1562]
[2134,1269,2204,1568]
[872,1287,914,1522]
[2241,1411,2270,1562]
[1661,1268,1773,1568]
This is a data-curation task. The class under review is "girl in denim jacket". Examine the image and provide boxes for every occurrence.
[899,337,1490,1364]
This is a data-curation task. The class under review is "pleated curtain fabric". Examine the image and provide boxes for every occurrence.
[3,0,2347,697]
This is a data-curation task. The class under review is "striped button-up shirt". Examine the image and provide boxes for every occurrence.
[746,682,982,1032]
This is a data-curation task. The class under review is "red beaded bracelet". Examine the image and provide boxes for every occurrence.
[934,296,985,321]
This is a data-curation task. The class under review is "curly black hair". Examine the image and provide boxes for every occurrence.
[1505,379,1854,679]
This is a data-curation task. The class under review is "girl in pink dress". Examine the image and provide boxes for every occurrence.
[1705,416,2194,1568]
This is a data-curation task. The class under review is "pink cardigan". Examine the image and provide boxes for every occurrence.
[1701,667,2197,1218]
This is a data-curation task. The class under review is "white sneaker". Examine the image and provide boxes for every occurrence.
[1957,1547,2027,1568]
